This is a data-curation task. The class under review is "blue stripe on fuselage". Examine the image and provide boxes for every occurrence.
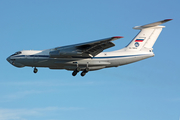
[92,54,148,59]
[14,54,151,59]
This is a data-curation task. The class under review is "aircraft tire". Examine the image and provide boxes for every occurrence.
[81,72,86,77]
[72,71,78,76]
[33,67,38,73]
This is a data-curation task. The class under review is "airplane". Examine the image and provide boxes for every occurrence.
[7,19,172,76]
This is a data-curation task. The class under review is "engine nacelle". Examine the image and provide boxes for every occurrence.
[49,50,83,58]
[49,50,60,58]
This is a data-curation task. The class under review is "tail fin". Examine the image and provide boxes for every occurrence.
[126,19,172,51]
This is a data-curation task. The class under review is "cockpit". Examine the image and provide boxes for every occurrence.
[11,51,22,56]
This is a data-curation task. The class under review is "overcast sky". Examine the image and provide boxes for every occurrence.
[1,0,180,120]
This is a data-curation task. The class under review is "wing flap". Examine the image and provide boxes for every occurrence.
[76,36,123,57]
[84,41,115,56]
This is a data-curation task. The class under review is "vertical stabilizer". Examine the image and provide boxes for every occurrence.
[125,19,172,51]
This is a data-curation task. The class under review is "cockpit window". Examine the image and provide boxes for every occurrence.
[11,51,22,56]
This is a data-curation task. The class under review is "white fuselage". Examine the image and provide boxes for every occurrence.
[7,48,154,71]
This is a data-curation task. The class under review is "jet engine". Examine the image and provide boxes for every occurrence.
[49,49,83,58]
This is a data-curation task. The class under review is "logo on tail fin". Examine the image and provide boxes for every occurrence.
[134,42,139,47]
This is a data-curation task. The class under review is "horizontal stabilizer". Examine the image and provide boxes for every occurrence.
[133,19,172,29]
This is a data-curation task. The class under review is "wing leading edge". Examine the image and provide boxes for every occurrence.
[49,36,123,58]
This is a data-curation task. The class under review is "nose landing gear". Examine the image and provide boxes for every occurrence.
[33,67,38,73]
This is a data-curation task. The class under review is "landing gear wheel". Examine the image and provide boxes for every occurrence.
[33,67,38,73]
[72,68,80,76]
[81,72,86,77]
[81,68,89,77]
[72,71,78,76]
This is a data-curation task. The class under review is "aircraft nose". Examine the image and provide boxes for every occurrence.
[6,56,14,64]
[6,56,11,63]
[6,56,25,67]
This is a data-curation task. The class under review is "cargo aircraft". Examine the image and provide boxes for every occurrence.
[7,19,172,76]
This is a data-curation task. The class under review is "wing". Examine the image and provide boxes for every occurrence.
[49,36,123,58]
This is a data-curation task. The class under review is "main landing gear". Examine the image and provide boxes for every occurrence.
[72,68,89,77]
[72,62,89,77]
[81,68,89,77]
[72,68,80,76]
[33,67,38,73]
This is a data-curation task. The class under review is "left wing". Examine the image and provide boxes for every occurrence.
[49,36,123,58]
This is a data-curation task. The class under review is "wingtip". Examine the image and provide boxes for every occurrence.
[113,36,124,38]
[164,19,173,22]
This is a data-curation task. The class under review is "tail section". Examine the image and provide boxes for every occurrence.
[126,19,172,51]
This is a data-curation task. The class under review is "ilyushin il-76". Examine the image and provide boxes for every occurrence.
[7,19,172,76]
